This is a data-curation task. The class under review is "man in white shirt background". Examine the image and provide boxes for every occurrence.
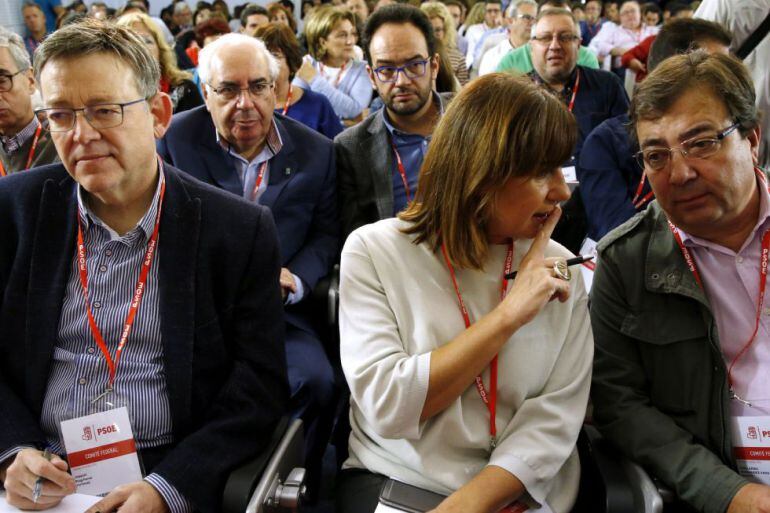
[478,0,536,76]
[464,0,504,71]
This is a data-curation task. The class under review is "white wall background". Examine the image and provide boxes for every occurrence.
[1,0,25,36]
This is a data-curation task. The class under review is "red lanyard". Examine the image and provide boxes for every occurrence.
[250,160,269,201]
[390,142,411,203]
[0,123,43,177]
[567,69,580,113]
[281,85,293,116]
[440,241,514,450]
[319,60,347,88]
[632,174,654,209]
[76,162,166,390]
[668,169,770,396]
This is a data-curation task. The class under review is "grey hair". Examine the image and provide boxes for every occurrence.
[506,0,537,19]
[0,26,32,71]
[198,33,280,86]
[33,18,160,100]
[173,2,191,14]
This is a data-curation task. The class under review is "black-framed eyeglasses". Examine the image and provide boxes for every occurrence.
[635,122,740,172]
[0,69,27,93]
[373,59,430,83]
[531,33,581,45]
[35,98,147,132]
[206,81,274,101]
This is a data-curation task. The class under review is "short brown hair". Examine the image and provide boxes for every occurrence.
[254,22,303,78]
[631,51,759,141]
[34,18,159,99]
[267,3,297,33]
[304,5,356,60]
[400,73,577,270]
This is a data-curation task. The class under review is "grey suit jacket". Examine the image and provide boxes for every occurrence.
[334,93,452,243]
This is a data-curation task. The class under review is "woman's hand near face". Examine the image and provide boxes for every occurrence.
[296,57,318,83]
[420,206,570,422]
[497,206,570,332]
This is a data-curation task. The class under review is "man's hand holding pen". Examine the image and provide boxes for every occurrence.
[2,448,75,510]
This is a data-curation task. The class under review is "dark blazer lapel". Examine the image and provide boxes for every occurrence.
[363,113,395,219]
[197,113,243,197]
[26,174,77,412]
[158,166,200,434]
[259,119,297,209]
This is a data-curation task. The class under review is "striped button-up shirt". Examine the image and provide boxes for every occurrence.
[0,116,39,155]
[0,171,191,512]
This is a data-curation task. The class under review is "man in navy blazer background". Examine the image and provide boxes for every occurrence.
[0,20,288,513]
[157,33,339,494]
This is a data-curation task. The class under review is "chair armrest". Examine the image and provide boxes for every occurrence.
[311,265,339,328]
[222,417,290,513]
[246,419,305,513]
[581,424,663,513]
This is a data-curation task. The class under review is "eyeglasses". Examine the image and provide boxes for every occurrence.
[36,98,147,132]
[206,81,275,101]
[531,33,580,45]
[373,59,429,83]
[0,69,27,93]
[635,122,740,172]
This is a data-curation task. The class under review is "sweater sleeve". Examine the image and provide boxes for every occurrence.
[339,232,431,441]
[307,63,372,120]
[488,277,593,506]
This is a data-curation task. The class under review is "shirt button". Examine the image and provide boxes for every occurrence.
[93,301,101,309]
[105,249,113,257]
[78,377,87,385]
[87,347,95,354]
[98,265,107,272]
[737,256,745,264]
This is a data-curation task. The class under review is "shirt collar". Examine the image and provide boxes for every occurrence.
[77,163,165,242]
[0,116,39,155]
[679,174,770,253]
[382,91,444,138]
[528,67,579,105]
[216,117,283,165]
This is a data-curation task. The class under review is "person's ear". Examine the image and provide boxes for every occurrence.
[430,53,440,81]
[748,124,762,163]
[366,64,377,88]
[148,91,173,139]
[25,68,36,95]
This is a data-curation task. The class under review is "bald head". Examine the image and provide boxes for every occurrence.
[199,33,279,84]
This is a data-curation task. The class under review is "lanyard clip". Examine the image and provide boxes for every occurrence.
[490,436,497,451]
[91,386,113,405]
[730,389,753,408]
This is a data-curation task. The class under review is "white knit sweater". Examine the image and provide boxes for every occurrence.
[339,218,593,513]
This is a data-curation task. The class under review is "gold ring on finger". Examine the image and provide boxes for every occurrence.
[554,260,571,281]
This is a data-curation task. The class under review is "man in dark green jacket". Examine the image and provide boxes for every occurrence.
[591,51,770,513]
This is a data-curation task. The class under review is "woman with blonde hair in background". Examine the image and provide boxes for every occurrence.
[337,73,592,513]
[117,11,203,113]
[294,5,372,122]
[421,1,469,85]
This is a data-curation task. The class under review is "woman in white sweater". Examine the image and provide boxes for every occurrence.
[337,73,593,513]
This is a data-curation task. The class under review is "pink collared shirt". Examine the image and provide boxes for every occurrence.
[678,178,770,416]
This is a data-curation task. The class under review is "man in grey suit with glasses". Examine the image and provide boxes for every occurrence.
[335,4,451,243]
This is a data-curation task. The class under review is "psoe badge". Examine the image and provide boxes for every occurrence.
[732,415,770,486]
[60,407,143,496]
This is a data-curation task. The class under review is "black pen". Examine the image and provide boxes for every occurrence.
[505,255,595,280]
